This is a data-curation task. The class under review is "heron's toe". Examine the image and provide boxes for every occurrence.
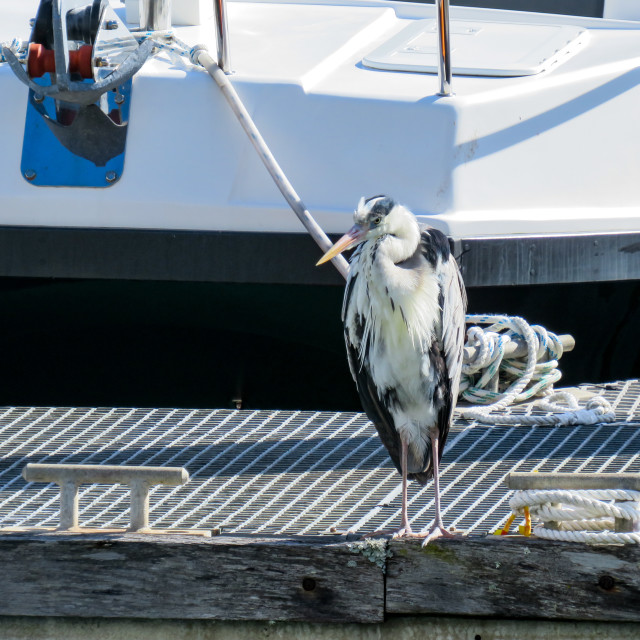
[421,525,455,546]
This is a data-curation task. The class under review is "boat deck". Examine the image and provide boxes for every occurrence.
[1,379,638,536]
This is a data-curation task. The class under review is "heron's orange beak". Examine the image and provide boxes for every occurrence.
[316,225,366,266]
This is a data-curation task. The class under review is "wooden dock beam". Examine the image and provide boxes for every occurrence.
[0,532,384,623]
[0,614,638,640]
[386,536,640,621]
[0,532,638,624]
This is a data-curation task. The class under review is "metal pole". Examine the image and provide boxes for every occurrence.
[213,0,231,73]
[129,479,151,531]
[140,0,172,31]
[58,480,79,530]
[436,0,452,96]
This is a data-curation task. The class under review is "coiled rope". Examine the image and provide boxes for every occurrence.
[509,488,640,544]
[458,314,615,426]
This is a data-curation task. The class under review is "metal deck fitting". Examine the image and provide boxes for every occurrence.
[21,463,195,533]
[0,380,638,536]
[506,471,640,491]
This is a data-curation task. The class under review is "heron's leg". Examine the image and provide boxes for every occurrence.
[431,433,445,528]
[422,430,454,546]
[363,437,419,538]
[399,437,413,535]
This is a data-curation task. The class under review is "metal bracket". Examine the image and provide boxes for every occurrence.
[20,78,133,185]
[2,38,152,106]
[4,0,154,187]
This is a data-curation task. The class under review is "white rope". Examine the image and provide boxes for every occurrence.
[134,31,193,66]
[0,38,27,63]
[128,33,350,279]
[510,488,640,544]
[458,314,616,426]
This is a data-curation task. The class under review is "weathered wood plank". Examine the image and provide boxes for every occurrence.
[0,532,384,623]
[387,536,640,621]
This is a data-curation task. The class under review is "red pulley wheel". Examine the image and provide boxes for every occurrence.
[27,42,94,79]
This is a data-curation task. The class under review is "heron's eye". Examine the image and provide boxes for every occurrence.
[373,217,382,225]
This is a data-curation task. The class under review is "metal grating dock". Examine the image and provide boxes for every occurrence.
[0,380,639,536]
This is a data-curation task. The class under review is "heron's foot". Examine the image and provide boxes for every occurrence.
[392,527,424,540]
[421,524,456,547]
[363,525,422,539]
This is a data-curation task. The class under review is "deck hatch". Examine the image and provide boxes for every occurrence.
[363,19,588,77]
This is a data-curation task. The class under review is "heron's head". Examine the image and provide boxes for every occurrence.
[317,195,402,265]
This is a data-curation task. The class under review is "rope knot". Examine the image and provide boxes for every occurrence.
[188,43,209,66]
[458,315,614,427]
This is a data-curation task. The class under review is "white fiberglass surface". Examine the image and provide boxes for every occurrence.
[0,0,38,43]
[1,0,640,238]
[364,19,588,76]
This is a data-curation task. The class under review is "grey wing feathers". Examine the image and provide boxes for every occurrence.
[440,255,467,414]
[341,270,359,382]
[415,230,467,483]
[344,331,404,477]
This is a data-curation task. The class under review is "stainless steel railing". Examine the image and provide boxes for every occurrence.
[214,0,232,73]
[436,0,452,95]
[140,0,172,31]
[209,0,449,87]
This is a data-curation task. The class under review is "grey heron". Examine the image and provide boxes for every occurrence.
[317,195,467,542]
